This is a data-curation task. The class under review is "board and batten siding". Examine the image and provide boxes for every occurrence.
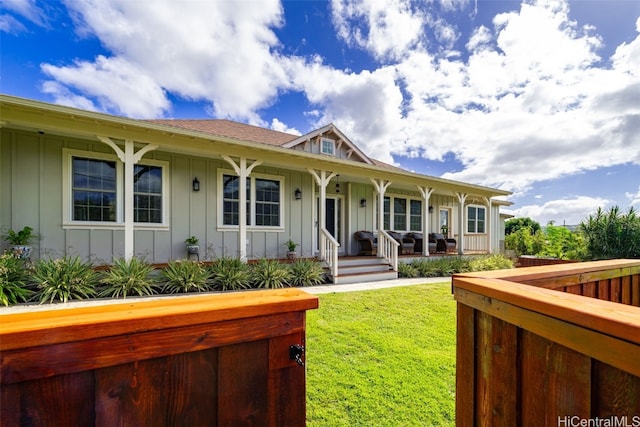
[0,128,315,263]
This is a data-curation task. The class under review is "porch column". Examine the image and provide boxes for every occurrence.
[455,192,468,255]
[98,137,158,261]
[417,186,434,256]
[371,179,391,255]
[483,197,492,253]
[308,169,336,260]
[223,156,262,262]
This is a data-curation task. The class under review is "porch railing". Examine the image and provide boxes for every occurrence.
[320,227,340,280]
[452,259,640,426]
[377,230,398,272]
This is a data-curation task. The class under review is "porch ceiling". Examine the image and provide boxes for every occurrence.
[0,94,511,200]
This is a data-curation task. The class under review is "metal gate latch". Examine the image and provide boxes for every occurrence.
[289,344,305,367]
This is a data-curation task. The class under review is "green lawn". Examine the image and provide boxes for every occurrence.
[306,282,456,427]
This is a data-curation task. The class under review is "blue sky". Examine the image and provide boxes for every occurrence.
[2,0,640,225]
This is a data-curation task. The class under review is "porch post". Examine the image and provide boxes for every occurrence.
[455,192,468,255]
[98,137,157,261]
[308,169,336,260]
[370,179,391,255]
[483,197,492,253]
[223,156,262,262]
[418,186,434,256]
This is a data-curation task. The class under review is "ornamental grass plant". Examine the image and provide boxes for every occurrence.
[31,256,100,303]
[161,259,210,294]
[99,257,156,298]
[0,252,32,306]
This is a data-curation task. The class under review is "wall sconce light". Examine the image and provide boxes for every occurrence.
[428,205,433,213]
[360,198,367,208]
[192,177,200,192]
[294,188,302,200]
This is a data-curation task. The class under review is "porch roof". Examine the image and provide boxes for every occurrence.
[0,94,511,199]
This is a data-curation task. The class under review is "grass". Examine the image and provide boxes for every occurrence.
[306,282,456,427]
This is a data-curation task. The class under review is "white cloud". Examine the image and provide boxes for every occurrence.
[330,0,426,61]
[270,118,301,136]
[42,55,170,118]
[504,195,611,225]
[0,0,48,28]
[626,186,640,208]
[41,0,287,122]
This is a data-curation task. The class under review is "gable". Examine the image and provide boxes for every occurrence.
[281,124,374,165]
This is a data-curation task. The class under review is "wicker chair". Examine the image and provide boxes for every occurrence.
[387,231,415,255]
[430,233,456,253]
[355,231,378,255]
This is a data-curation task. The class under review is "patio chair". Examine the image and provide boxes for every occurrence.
[387,231,415,255]
[409,232,437,254]
[355,231,378,255]
[430,233,456,253]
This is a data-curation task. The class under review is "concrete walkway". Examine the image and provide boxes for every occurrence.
[304,276,451,294]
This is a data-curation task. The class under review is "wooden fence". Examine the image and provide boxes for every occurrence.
[0,289,318,427]
[453,259,640,427]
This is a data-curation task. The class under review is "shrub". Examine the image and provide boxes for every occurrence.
[99,257,156,298]
[469,254,514,271]
[209,257,251,291]
[31,256,100,303]
[397,262,418,278]
[161,260,210,294]
[0,252,32,306]
[580,206,640,259]
[288,259,326,287]
[251,258,292,289]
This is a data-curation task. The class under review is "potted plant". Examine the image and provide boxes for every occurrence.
[285,239,298,261]
[440,225,449,236]
[2,226,37,259]
[185,236,200,260]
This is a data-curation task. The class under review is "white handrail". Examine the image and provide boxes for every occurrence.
[320,228,340,280]
[377,230,398,271]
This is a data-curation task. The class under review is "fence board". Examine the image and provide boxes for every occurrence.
[454,260,640,426]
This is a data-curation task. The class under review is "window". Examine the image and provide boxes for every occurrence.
[320,137,335,155]
[393,198,407,230]
[467,206,486,233]
[72,157,117,222]
[378,195,422,232]
[133,165,163,223]
[64,149,168,227]
[219,170,284,229]
[410,200,422,231]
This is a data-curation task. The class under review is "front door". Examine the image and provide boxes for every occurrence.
[317,196,344,254]
[439,208,451,237]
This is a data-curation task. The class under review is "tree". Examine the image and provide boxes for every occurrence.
[505,227,544,257]
[579,206,640,259]
[538,223,587,260]
[505,217,541,236]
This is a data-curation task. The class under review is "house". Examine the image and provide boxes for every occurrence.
[0,94,512,282]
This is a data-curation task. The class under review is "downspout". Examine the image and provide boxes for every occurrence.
[98,137,158,261]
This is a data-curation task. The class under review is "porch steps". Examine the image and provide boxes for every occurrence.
[330,257,397,285]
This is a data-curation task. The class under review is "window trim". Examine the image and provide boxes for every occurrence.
[216,169,285,231]
[320,137,336,156]
[467,205,486,234]
[62,148,169,229]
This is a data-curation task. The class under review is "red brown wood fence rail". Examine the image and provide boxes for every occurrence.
[0,289,318,427]
[453,259,640,427]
